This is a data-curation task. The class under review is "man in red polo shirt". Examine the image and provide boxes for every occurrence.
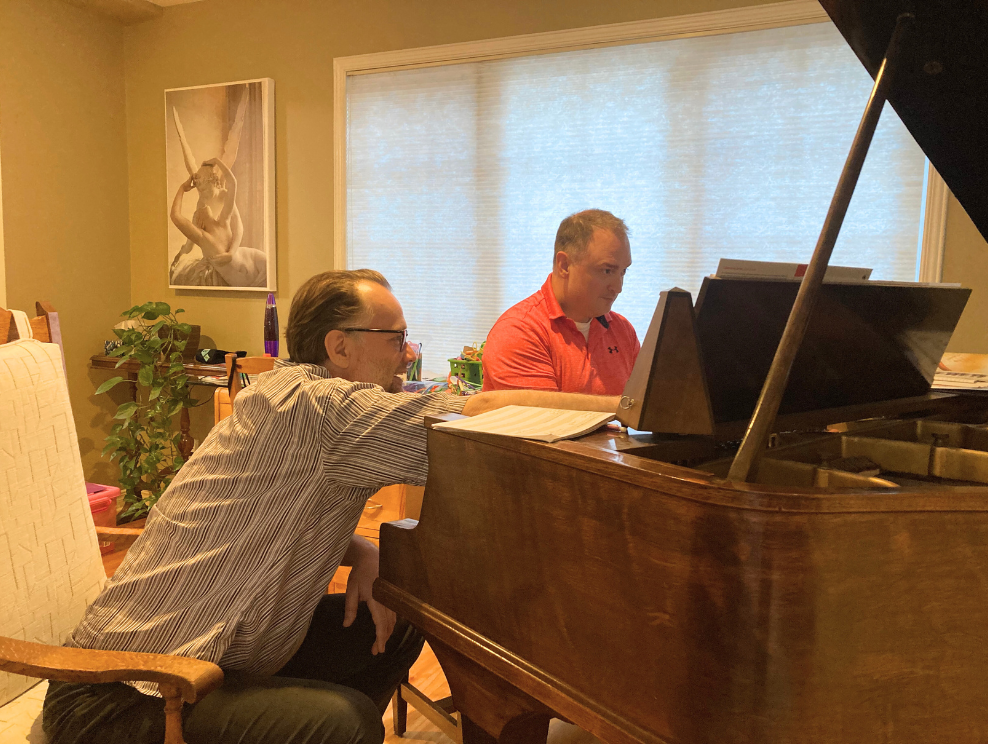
[483,209,640,395]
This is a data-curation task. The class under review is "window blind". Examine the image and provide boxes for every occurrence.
[346,21,926,373]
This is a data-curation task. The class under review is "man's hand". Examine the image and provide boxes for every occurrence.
[342,535,396,655]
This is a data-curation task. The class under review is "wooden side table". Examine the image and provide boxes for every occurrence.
[90,355,226,459]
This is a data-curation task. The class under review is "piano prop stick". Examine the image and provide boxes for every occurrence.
[376,3,988,744]
[727,11,915,483]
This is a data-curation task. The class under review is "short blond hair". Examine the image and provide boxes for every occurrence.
[554,209,629,262]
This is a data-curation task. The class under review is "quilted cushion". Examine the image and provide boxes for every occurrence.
[0,340,105,706]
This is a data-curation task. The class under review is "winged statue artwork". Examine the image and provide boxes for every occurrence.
[167,81,273,289]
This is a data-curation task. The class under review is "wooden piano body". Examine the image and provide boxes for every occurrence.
[379,394,988,744]
[377,1,988,742]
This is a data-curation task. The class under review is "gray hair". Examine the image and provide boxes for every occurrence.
[286,269,391,364]
[554,209,629,262]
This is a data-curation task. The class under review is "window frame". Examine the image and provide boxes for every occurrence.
[333,0,948,283]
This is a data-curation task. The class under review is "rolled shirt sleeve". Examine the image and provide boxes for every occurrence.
[319,382,469,489]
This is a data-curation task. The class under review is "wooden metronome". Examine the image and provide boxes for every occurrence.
[617,288,714,435]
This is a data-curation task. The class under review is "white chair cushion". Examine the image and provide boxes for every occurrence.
[0,340,105,706]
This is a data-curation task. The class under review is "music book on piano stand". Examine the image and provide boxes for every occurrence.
[715,258,872,282]
[432,405,614,443]
[933,353,988,393]
[932,371,988,392]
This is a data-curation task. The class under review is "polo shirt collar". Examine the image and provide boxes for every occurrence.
[541,274,612,328]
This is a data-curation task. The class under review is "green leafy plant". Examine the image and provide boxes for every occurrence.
[96,302,201,521]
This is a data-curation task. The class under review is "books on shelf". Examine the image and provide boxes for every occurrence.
[432,405,615,443]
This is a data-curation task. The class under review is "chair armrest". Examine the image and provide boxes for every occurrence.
[0,637,223,704]
[94,526,143,536]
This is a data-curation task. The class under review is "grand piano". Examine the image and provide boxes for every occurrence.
[375,2,988,743]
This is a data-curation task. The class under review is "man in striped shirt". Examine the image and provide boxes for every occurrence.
[44,270,619,744]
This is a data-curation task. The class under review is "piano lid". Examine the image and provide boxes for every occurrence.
[819,0,988,243]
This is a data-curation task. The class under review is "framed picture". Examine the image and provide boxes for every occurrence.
[165,78,275,290]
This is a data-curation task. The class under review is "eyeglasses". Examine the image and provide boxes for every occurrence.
[342,328,408,349]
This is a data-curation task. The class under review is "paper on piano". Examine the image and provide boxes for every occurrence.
[933,353,988,391]
[715,258,872,282]
[932,370,988,391]
[432,405,615,443]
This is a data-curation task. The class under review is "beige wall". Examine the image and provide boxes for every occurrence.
[0,0,131,483]
[943,196,988,351]
[122,0,801,444]
[0,131,5,309]
[122,0,988,358]
[3,0,986,480]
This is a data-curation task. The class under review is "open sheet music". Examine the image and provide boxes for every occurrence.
[715,258,872,282]
[933,353,988,392]
[432,405,614,443]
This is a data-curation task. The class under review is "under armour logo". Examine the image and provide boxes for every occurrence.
[608,346,619,354]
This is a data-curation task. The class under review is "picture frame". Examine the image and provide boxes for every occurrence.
[165,78,275,291]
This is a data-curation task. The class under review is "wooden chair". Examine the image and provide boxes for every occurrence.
[0,301,62,345]
[226,353,277,402]
[0,301,66,375]
[212,353,276,423]
[0,309,223,744]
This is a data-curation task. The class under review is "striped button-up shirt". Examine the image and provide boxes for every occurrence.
[68,361,467,695]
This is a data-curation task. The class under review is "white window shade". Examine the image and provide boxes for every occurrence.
[346,21,926,374]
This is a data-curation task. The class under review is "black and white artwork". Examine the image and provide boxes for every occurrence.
[165,78,275,290]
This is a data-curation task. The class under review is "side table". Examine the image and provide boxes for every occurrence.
[89,355,226,459]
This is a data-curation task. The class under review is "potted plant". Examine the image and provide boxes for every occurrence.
[96,302,203,521]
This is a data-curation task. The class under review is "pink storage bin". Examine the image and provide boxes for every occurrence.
[86,483,119,555]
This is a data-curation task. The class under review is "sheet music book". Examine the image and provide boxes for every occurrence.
[932,370,988,391]
[432,405,615,443]
[932,353,988,392]
[715,258,872,282]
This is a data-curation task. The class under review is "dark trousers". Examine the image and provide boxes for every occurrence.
[42,594,423,744]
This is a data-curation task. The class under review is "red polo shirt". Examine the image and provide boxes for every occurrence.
[482,275,640,395]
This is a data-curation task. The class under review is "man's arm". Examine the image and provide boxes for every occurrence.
[170,177,206,245]
[462,390,619,417]
[319,385,615,490]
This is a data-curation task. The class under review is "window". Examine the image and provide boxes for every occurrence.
[339,4,945,372]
